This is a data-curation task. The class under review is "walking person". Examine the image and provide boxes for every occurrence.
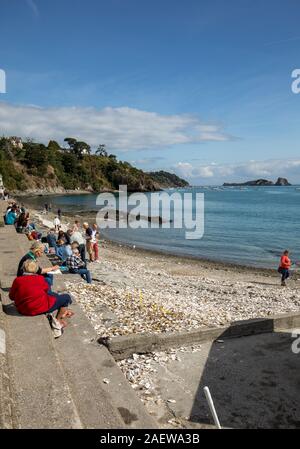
[92,223,100,262]
[278,250,291,287]
[83,222,95,262]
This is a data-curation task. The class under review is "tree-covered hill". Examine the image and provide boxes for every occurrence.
[147,170,189,188]
[0,137,188,193]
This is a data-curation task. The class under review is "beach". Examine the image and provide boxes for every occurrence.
[28,205,300,336]
[11,201,300,429]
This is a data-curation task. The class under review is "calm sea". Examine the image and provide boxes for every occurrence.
[24,186,300,269]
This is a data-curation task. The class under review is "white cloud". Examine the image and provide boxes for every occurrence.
[0,102,232,151]
[174,159,300,184]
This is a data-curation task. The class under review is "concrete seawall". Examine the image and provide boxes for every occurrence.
[0,201,157,429]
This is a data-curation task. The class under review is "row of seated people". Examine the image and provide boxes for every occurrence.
[9,237,92,337]
[4,201,41,240]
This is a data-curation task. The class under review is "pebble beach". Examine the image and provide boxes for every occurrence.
[64,238,300,337]
[32,207,300,427]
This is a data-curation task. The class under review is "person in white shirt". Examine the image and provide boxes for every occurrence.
[53,216,61,232]
[67,229,86,262]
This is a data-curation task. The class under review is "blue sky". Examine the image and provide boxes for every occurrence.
[1,0,300,184]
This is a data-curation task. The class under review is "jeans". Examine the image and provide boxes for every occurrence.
[79,244,86,263]
[47,292,72,313]
[281,268,290,282]
[71,268,92,284]
[44,274,54,287]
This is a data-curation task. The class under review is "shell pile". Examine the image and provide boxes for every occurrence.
[66,266,300,338]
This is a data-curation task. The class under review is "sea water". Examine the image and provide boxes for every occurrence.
[25,186,300,269]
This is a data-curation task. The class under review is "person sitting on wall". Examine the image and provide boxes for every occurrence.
[66,247,92,283]
[57,230,69,244]
[9,259,74,327]
[47,228,58,253]
[16,211,27,233]
[5,205,17,225]
[56,239,72,262]
[17,241,60,288]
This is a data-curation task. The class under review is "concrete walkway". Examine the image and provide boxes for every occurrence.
[0,208,156,428]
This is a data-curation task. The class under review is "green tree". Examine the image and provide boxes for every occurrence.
[64,137,77,150]
[24,142,48,175]
[95,144,107,157]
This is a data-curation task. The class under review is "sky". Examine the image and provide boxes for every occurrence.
[1,0,300,184]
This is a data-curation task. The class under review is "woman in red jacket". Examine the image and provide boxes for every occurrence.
[9,259,73,324]
[278,250,291,287]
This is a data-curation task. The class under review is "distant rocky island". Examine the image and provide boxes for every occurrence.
[223,177,291,187]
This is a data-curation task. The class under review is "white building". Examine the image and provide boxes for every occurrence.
[9,136,23,149]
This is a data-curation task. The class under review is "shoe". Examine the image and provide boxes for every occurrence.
[281,281,286,287]
[47,313,64,338]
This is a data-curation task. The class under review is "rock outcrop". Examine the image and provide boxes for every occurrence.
[275,177,291,186]
[223,179,274,187]
[223,178,291,187]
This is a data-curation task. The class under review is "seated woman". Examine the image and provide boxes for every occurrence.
[5,207,17,225]
[17,241,60,287]
[56,239,72,262]
[57,230,69,244]
[9,259,74,326]
[16,212,27,233]
[26,228,42,241]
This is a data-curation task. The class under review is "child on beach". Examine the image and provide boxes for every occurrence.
[278,250,291,287]
[53,216,61,232]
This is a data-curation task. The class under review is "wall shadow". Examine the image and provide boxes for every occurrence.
[190,330,300,429]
